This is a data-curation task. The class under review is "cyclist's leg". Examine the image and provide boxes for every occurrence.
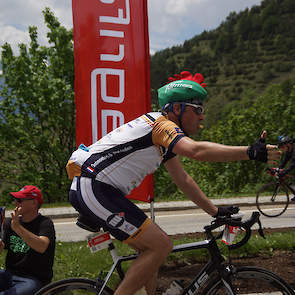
[127,244,158,295]
[69,176,173,295]
[115,223,172,295]
[115,221,172,295]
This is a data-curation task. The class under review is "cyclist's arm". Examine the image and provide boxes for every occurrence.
[278,153,288,169]
[164,156,218,217]
[281,149,295,174]
[172,137,249,162]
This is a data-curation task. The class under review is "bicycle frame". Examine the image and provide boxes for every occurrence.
[96,232,232,295]
[267,168,295,196]
[37,211,295,295]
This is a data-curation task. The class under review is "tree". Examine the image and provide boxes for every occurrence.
[0,8,75,204]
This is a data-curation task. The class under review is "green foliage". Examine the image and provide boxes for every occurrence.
[0,8,75,203]
[155,81,295,198]
[152,0,295,198]
[150,0,295,129]
[1,0,295,203]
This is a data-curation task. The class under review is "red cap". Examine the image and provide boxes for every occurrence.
[10,185,43,205]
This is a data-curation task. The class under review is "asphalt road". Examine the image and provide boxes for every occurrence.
[54,205,295,242]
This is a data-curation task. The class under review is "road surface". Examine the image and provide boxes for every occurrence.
[54,205,295,242]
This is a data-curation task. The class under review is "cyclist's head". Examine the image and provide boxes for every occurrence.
[157,71,207,110]
[278,135,293,147]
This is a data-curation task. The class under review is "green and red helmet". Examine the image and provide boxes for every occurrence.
[158,71,207,108]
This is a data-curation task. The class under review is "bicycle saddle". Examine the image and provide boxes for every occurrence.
[76,214,102,232]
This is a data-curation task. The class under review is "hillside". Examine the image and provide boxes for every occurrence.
[150,0,295,128]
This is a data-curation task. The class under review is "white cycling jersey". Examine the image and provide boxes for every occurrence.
[66,112,185,195]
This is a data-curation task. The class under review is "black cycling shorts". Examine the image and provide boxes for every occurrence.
[69,177,152,243]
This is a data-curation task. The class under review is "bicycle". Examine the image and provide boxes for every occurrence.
[35,210,295,295]
[256,167,295,217]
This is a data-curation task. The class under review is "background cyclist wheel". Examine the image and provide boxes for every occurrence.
[276,135,295,201]
[66,70,280,295]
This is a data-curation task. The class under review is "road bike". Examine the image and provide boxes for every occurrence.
[35,209,295,295]
[256,167,295,217]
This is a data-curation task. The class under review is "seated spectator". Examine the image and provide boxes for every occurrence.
[0,185,56,295]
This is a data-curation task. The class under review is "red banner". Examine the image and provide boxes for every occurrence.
[72,0,153,202]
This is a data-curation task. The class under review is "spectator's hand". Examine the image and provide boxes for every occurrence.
[247,130,281,165]
[10,207,21,232]
[213,206,239,218]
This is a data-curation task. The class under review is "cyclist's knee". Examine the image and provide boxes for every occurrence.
[130,223,173,256]
[160,234,173,255]
[141,234,172,261]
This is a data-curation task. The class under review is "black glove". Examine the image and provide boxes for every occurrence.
[247,136,267,163]
[213,205,240,218]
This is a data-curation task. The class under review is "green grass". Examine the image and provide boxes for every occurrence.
[1,229,294,288]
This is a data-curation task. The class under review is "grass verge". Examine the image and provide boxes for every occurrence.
[0,229,294,287]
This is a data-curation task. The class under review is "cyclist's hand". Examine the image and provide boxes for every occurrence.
[247,130,281,164]
[270,167,280,175]
[213,206,239,218]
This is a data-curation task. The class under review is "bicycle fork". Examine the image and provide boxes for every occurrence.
[271,183,281,201]
[220,265,237,295]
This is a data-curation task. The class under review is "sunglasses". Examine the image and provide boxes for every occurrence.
[186,103,205,115]
[14,198,35,203]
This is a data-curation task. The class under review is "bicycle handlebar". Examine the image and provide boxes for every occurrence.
[204,211,265,250]
[266,167,280,179]
[266,167,290,180]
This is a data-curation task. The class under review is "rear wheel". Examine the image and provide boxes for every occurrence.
[202,266,295,294]
[34,278,114,295]
[256,182,289,217]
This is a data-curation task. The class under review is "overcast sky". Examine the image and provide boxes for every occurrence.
[0,0,262,56]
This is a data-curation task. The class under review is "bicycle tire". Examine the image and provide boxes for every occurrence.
[34,278,114,295]
[256,182,289,217]
[202,266,295,294]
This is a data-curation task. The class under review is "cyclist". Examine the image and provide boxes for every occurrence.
[66,71,280,295]
[277,135,295,201]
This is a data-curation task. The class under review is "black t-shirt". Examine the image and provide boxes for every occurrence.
[3,214,56,285]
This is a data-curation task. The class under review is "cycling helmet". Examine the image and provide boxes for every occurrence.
[157,71,207,109]
[278,135,292,147]
[157,71,207,134]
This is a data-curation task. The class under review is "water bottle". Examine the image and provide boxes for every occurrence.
[162,280,184,295]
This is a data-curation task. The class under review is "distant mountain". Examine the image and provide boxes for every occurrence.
[150,0,295,127]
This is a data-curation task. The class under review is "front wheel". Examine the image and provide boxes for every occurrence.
[202,266,295,294]
[256,182,289,217]
[34,278,114,295]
